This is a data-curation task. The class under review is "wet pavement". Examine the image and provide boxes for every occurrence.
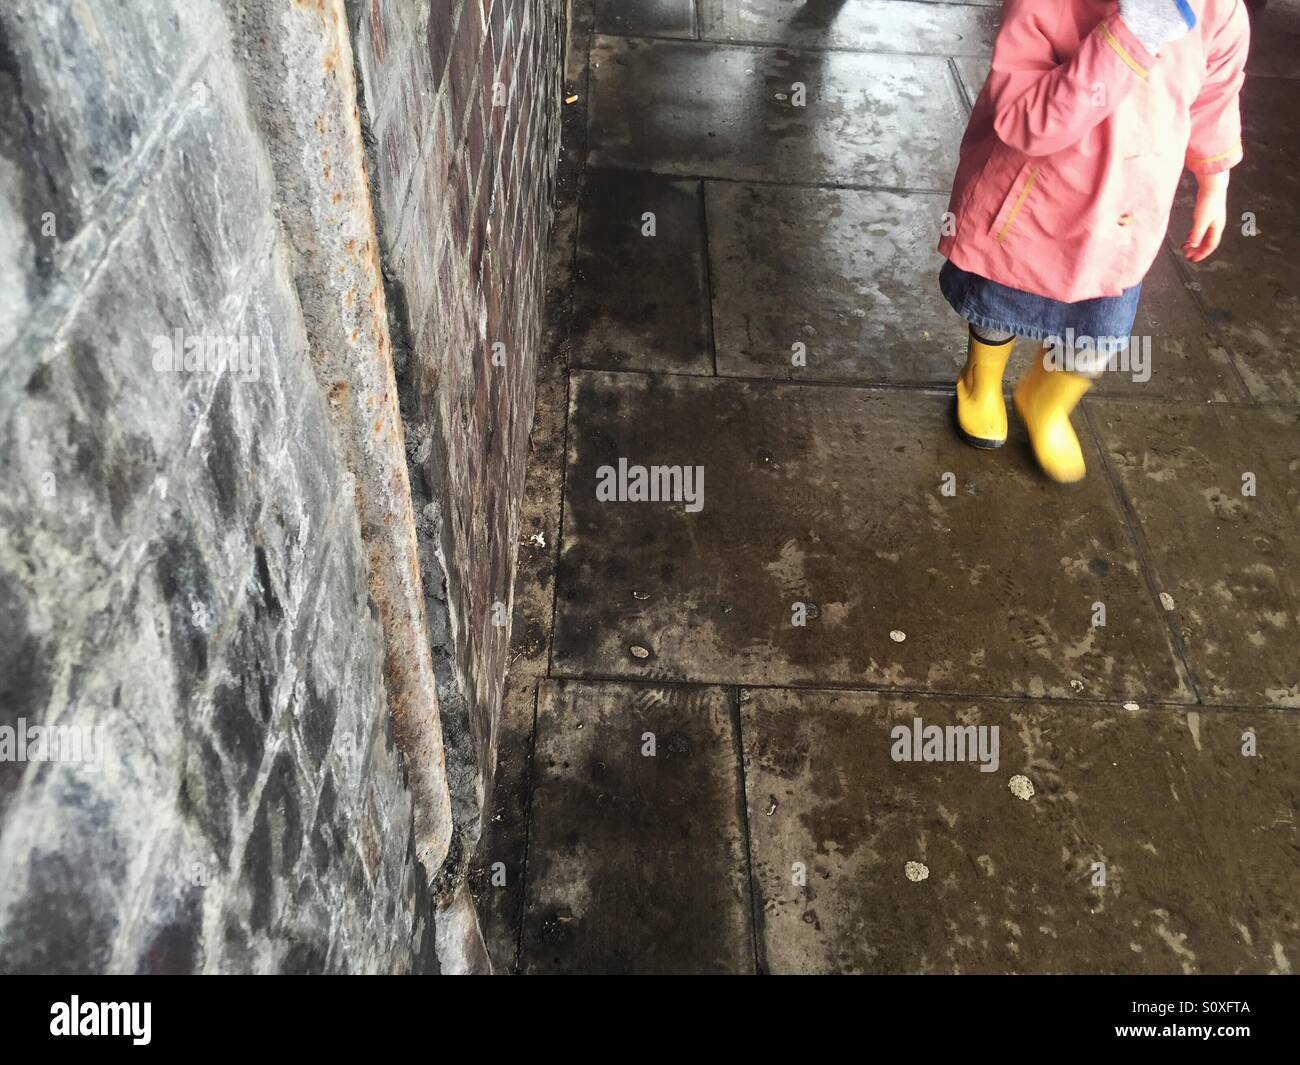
[475,0,1300,973]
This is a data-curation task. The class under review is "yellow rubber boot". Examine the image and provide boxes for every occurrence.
[1013,348,1093,483]
[954,331,1015,449]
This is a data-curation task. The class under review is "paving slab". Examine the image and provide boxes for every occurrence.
[594,0,696,39]
[1168,76,1300,402]
[520,679,755,973]
[697,0,998,55]
[742,686,1300,973]
[953,54,988,109]
[1091,245,1248,402]
[468,675,538,973]
[573,172,713,373]
[706,183,1239,396]
[587,36,967,188]
[1245,1,1300,79]
[707,182,963,385]
[553,370,1192,701]
[1089,402,1300,707]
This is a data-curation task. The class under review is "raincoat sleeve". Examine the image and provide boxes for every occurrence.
[1185,0,1250,175]
[986,1,1159,157]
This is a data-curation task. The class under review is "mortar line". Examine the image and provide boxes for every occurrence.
[565,361,1279,411]
[699,180,720,377]
[512,680,542,974]
[582,165,951,196]
[1082,401,1206,704]
[545,0,596,683]
[593,28,999,57]
[1159,230,1256,402]
[545,375,574,683]
[1084,390,1287,410]
[728,685,767,974]
[538,669,1292,712]
[949,54,975,114]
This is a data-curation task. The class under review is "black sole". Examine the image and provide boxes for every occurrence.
[952,395,1005,450]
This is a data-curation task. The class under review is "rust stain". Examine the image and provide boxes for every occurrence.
[370,0,387,62]
[284,0,454,874]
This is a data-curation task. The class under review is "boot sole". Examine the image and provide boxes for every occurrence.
[952,396,1005,450]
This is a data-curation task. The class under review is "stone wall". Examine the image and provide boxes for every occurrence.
[349,0,565,858]
[0,0,563,973]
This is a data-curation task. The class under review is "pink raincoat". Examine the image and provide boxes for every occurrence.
[938,0,1250,302]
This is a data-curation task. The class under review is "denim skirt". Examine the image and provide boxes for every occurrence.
[940,260,1142,346]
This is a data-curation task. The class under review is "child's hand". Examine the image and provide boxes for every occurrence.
[1183,171,1229,262]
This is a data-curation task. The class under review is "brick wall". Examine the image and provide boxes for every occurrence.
[0,0,444,973]
[350,0,565,857]
[0,0,564,973]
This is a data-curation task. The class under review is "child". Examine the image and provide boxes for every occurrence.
[939,0,1250,481]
